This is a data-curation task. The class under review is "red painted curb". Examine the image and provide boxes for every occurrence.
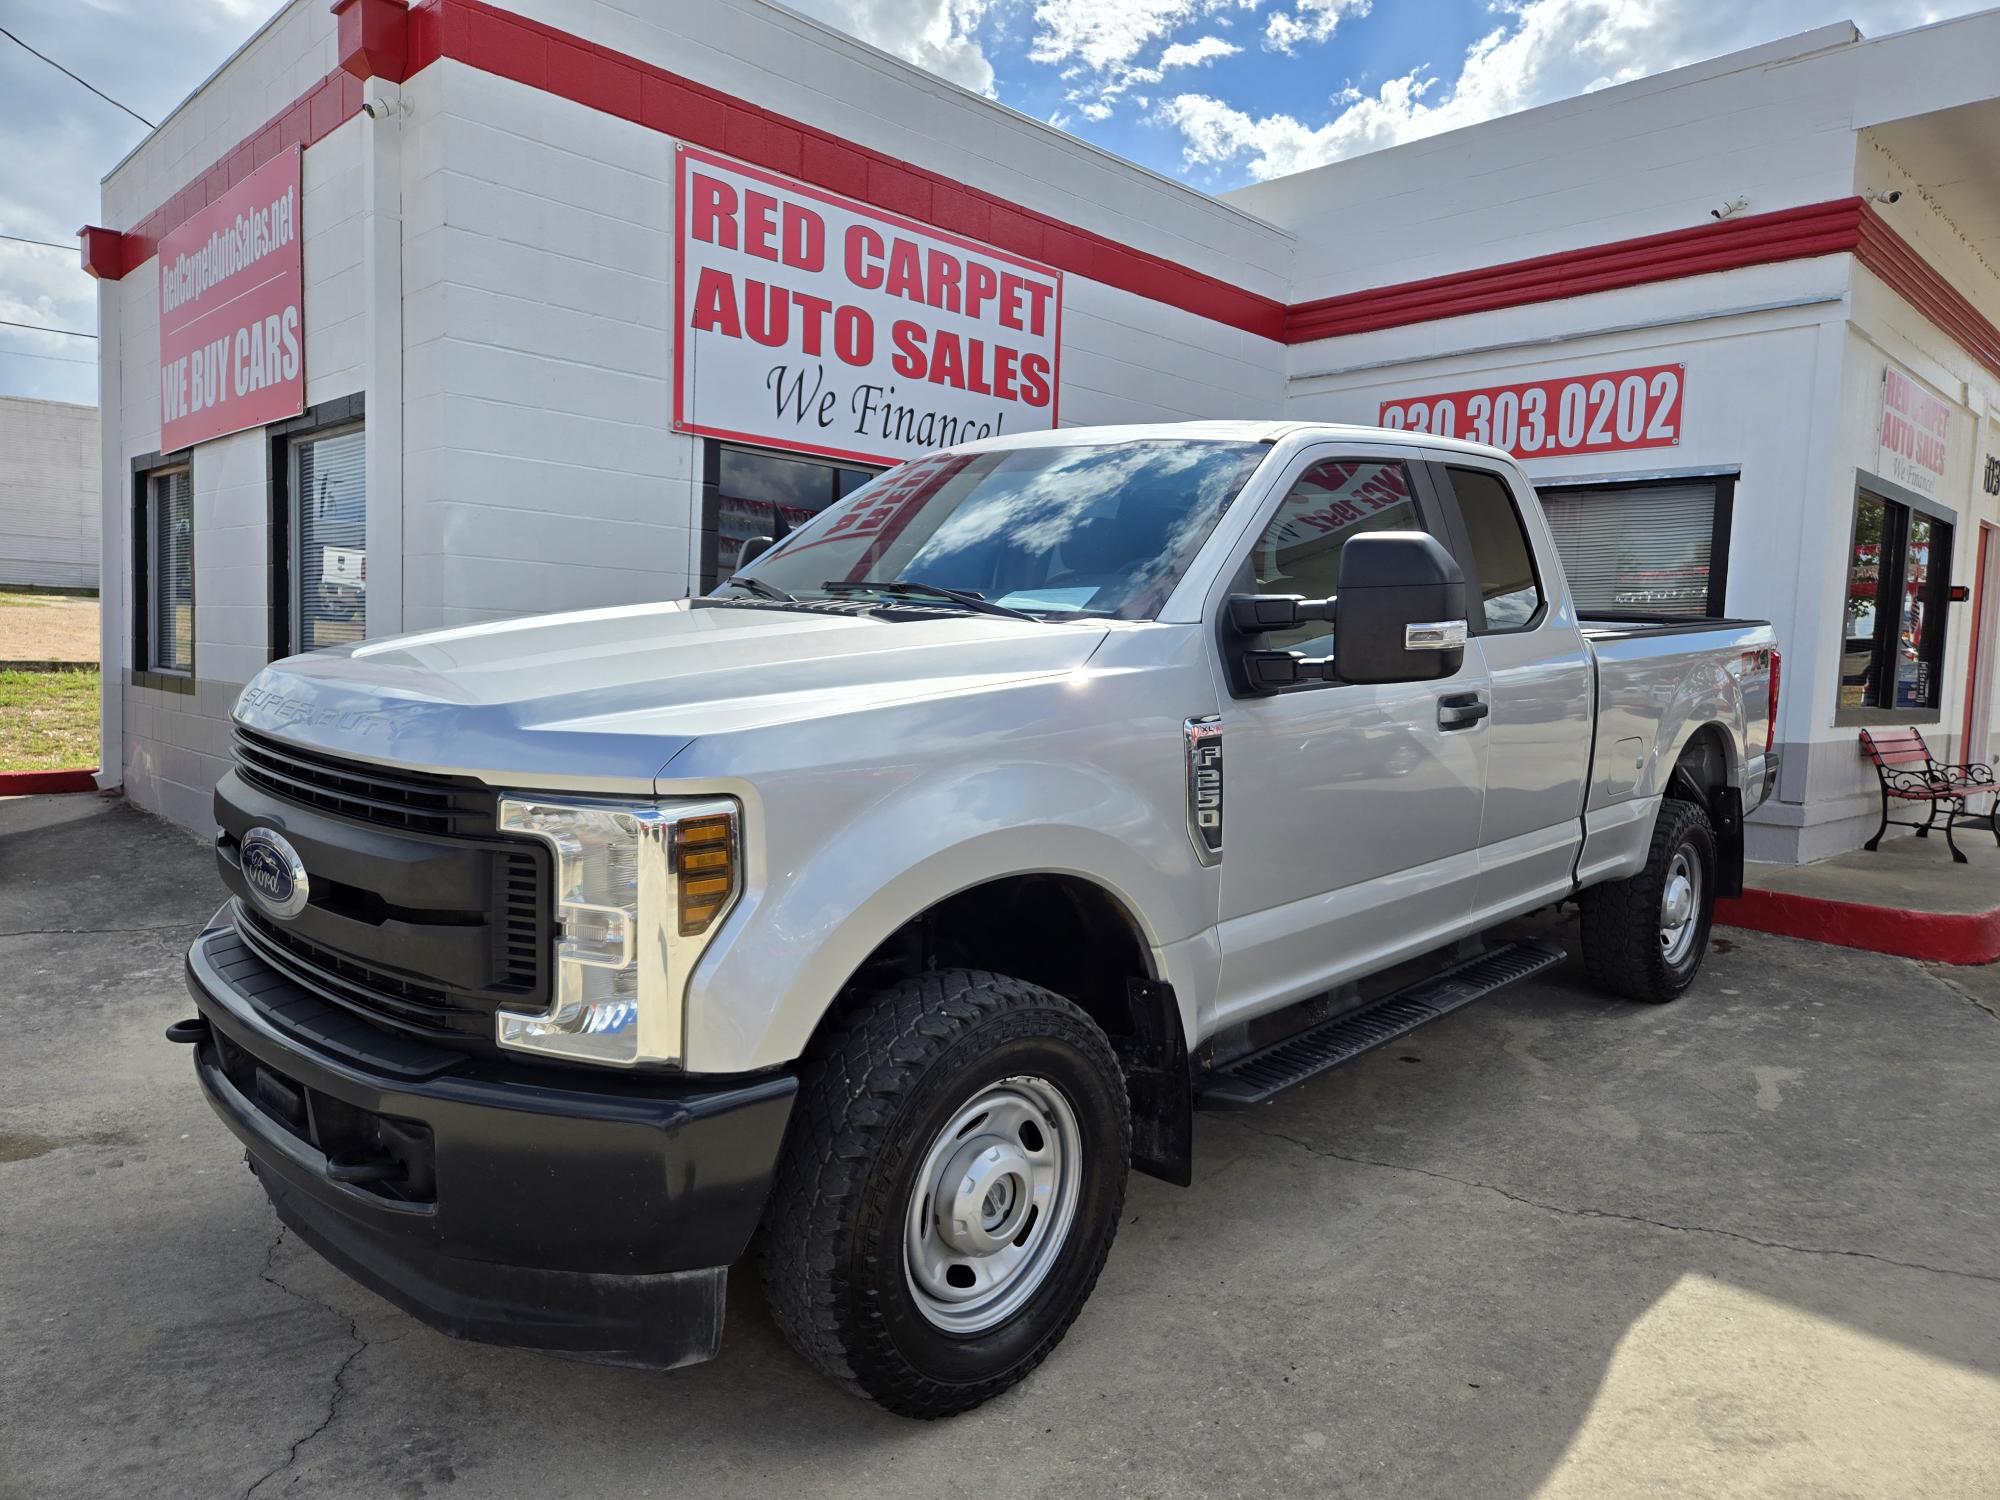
[1716,886,2000,966]
[0,768,99,796]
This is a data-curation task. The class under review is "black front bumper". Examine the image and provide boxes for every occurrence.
[182,918,796,1369]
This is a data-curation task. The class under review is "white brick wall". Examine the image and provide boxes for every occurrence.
[103,39,368,823]
[0,397,99,590]
[501,0,1295,298]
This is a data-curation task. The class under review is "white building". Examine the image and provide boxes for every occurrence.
[0,396,99,590]
[85,0,2000,860]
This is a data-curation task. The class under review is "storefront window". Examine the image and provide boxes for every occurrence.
[290,426,366,651]
[1838,488,1951,722]
[1538,480,1723,617]
[714,445,878,578]
[146,467,194,673]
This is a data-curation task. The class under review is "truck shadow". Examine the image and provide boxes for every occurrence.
[631,922,2000,1495]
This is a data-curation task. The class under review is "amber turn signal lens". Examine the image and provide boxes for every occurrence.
[675,814,737,936]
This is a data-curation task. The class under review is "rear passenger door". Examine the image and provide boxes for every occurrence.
[1428,456,1594,923]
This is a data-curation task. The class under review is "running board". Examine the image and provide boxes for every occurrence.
[1194,938,1569,1110]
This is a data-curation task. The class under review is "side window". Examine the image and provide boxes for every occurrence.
[1251,458,1421,654]
[1446,465,1543,632]
[141,466,194,675]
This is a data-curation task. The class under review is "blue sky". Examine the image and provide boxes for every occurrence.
[0,0,1986,404]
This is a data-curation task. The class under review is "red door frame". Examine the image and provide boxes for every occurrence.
[1962,521,1995,757]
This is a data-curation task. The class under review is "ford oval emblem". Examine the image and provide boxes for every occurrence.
[240,826,310,920]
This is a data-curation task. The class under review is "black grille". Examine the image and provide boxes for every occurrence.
[494,849,542,994]
[233,729,499,836]
[223,731,552,1049]
[237,905,482,1040]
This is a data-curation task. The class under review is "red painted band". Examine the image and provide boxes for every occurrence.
[1716,886,2000,966]
[114,67,363,271]
[0,768,100,796]
[1286,199,1870,341]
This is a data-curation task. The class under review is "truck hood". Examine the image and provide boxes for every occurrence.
[234,601,1109,792]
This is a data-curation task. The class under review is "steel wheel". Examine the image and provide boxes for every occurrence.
[1659,846,1701,966]
[904,1075,1082,1335]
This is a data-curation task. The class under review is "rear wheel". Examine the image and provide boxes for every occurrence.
[1578,798,1717,1003]
[758,969,1130,1417]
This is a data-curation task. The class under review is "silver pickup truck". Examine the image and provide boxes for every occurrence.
[175,422,1778,1417]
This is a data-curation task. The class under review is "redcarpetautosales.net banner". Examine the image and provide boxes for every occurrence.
[673,145,1062,466]
[157,148,304,452]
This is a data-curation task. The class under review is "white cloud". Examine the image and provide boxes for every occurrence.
[1030,0,1213,72]
[1263,0,1370,55]
[1159,35,1243,68]
[786,0,1002,94]
[1032,2,1257,122]
[1164,0,1981,182]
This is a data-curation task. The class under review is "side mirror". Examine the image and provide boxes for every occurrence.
[1334,532,1469,684]
[735,535,776,568]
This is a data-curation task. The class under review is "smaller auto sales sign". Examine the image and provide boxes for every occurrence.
[674,146,1061,465]
[158,149,304,452]
[1878,365,1951,499]
[1378,365,1685,460]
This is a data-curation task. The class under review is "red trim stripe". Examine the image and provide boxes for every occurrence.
[1854,202,2000,380]
[0,768,100,796]
[1285,199,1871,342]
[118,68,363,270]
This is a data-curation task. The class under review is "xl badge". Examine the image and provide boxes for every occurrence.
[239,826,310,919]
[1183,716,1223,867]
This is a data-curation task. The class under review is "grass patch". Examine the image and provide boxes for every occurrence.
[0,669,99,772]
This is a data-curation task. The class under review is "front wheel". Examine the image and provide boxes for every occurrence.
[1578,797,1717,1003]
[758,969,1130,1418]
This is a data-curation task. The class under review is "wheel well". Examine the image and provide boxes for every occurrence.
[1668,723,1744,897]
[831,874,1156,1044]
[1668,723,1731,810]
[813,874,1194,1187]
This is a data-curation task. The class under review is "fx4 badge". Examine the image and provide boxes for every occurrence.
[1183,716,1223,867]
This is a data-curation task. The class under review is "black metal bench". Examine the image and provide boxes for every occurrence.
[1860,726,2000,864]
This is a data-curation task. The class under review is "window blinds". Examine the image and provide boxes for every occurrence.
[1539,481,1718,616]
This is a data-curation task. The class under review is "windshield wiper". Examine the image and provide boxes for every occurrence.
[718,574,796,602]
[818,578,1039,621]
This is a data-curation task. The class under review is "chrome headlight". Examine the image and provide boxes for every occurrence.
[494,795,740,1067]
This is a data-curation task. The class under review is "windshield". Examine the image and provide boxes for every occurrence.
[722,439,1270,620]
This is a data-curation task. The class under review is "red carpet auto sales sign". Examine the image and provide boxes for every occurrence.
[674,146,1061,465]
[158,149,304,452]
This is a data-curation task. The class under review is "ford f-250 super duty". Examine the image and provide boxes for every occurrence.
[172,422,1779,1417]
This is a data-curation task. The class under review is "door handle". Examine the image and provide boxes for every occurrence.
[1438,692,1490,730]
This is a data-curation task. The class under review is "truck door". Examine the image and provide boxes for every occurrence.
[1427,457,1594,923]
[1206,445,1491,1031]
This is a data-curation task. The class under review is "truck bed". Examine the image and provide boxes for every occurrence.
[1580,611,1777,819]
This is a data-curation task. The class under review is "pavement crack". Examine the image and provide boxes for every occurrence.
[1921,966,2000,1024]
[244,1226,368,1499]
[1226,1117,2000,1287]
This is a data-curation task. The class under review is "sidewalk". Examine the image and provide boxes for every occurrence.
[1720,830,2000,965]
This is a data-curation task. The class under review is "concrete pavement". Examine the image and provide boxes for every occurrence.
[3,794,1998,1499]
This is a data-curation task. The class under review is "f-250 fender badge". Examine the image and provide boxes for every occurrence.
[1183,716,1224,867]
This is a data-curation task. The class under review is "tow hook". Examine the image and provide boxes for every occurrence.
[165,1017,211,1045]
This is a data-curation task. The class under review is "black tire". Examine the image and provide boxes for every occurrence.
[758,969,1130,1418]
[1578,797,1717,1003]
